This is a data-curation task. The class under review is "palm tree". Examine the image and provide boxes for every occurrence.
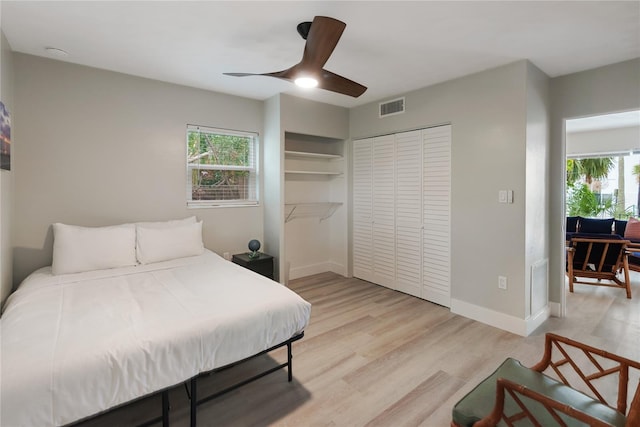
[566,157,614,189]
[579,157,614,187]
[566,159,582,187]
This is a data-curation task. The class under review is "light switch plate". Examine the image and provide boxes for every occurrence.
[498,190,508,203]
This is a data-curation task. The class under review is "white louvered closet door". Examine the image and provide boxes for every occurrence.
[352,138,374,283]
[422,125,452,307]
[395,130,422,297]
[372,135,396,289]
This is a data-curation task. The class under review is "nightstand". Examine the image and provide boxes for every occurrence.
[231,252,274,280]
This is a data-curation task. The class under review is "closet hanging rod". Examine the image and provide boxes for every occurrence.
[284,202,343,223]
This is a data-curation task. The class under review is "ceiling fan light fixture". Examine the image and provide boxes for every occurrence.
[294,76,318,88]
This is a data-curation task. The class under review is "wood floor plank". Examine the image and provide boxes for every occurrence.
[364,370,465,427]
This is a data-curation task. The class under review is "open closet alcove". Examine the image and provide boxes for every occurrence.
[261,94,350,286]
[283,132,348,282]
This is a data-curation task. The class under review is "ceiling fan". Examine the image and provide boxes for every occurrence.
[224,16,367,98]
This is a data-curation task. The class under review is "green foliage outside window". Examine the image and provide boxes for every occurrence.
[188,132,250,166]
[187,128,256,203]
[566,156,638,219]
[565,183,634,219]
[566,184,607,217]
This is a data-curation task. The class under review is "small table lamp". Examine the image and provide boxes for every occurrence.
[248,239,261,259]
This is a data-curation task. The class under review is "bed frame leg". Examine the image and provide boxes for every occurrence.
[161,390,169,427]
[190,377,197,427]
[287,341,293,382]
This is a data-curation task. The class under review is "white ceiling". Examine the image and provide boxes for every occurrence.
[2,1,639,109]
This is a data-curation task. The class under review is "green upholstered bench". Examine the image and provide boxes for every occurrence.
[451,333,640,427]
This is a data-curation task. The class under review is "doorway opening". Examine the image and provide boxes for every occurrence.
[563,110,640,311]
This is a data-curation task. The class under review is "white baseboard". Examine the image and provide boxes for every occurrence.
[548,302,562,317]
[289,261,346,280]
[328,261,347,277]
[451,298,550,337]
[526,306,551,336]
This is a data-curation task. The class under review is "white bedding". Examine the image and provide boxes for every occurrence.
[0,250,311,426]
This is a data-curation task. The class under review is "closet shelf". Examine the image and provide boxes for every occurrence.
[284,150,343,160]
[285,202,343,223]
[285,170,342,176]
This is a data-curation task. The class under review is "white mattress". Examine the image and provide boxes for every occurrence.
[0,250,311,426]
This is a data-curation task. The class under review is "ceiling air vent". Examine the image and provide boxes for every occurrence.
[379,97,405,118]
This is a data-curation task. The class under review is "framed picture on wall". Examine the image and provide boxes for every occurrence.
[1,101,10,171]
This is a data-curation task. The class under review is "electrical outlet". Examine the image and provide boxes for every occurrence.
[498,276,507,290]
[223,252,231,261]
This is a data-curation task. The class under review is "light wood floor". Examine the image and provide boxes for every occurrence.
[79,272,640,427]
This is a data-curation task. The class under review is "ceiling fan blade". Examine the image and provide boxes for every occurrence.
[318,69,367,98]
[301,16,346,70]
[224,70,293,81]
[223,72,262,77]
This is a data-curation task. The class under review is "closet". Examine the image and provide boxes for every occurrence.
[352,125,451,307]
[284,132,347,282]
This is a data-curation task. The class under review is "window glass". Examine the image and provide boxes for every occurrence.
[187,125,258,207]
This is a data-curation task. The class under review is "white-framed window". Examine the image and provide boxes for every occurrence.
[186,125,258,208]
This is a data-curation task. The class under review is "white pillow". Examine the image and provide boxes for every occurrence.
[52,223,137,275]
[135,216,197,229]
[136,221,204,264]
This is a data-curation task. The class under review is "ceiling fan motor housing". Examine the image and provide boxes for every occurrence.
[297,21,312,40]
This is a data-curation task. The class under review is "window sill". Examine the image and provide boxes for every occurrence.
[187,201,259,209]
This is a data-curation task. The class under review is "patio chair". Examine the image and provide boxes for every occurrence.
[451,333,640,426]
[566,234,631,299]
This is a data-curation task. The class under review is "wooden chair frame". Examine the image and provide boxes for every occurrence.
[627,242,640,275]
[566,237,631,299]
[463,333,640,427]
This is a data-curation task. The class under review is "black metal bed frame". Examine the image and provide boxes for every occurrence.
[70,332,304,427]
[184,331,304,427]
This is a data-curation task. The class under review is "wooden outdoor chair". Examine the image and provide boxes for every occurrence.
[566,235,631,299]
[451,333,640,426]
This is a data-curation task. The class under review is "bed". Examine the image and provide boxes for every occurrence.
[0,220,311,427]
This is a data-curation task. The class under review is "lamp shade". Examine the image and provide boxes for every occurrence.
[248,239,261,252]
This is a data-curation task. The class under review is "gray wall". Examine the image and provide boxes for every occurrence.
[350,60,532,319]
[263,94,283,280]
[12,54,265,285]
[549,58,640,306]
[280,94,349,140]
[524,62,550,320]
[0,29,14,305]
